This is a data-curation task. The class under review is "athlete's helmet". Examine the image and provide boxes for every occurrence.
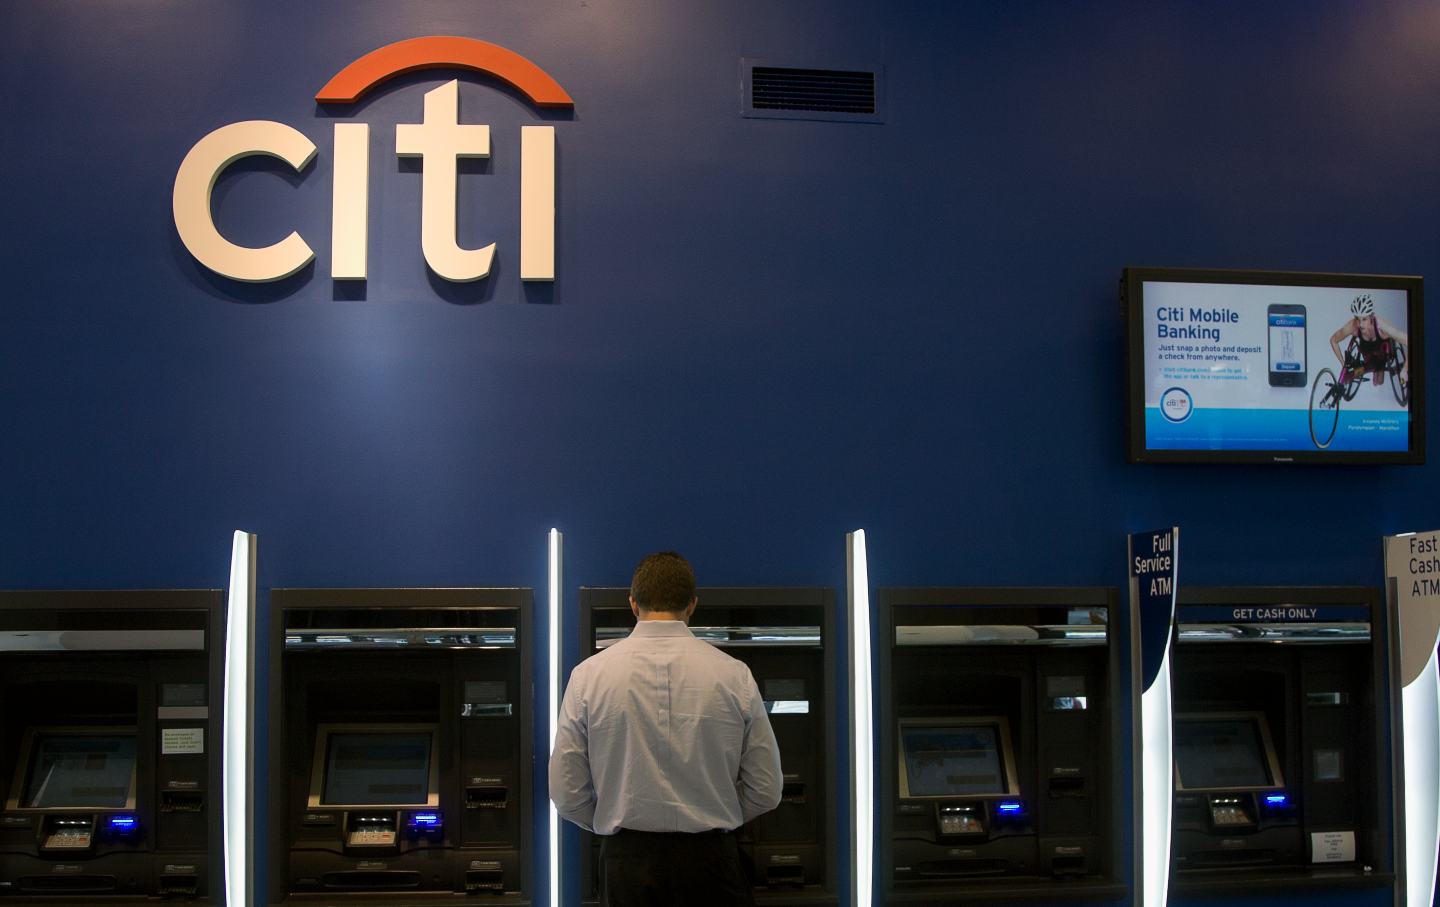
[1351,295,1374,317]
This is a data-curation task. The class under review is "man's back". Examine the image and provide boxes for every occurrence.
[549,552,782,907]
[551,620,782,835]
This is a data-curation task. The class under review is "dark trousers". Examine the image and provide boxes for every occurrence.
[599,829,755,907]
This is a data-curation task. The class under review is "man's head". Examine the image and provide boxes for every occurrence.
[629,551,697,620]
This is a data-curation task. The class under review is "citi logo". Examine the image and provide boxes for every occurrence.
[172,36,573,284]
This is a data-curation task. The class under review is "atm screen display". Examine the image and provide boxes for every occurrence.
[1174,715,1278,790]
[23,733,136,808]
[320,731,433,806]
[900,724,1007,797]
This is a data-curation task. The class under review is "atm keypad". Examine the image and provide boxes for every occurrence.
[346,814,398,847]
[937,805,985,836]
[1207,796,1255,828]
[43,830,93,849]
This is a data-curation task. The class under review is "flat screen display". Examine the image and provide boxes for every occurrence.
[23,733,136,808]
[1174,715,1278,790]
[1124,268,1424,464]
[900,724,1007,797]
[320,731,432,806]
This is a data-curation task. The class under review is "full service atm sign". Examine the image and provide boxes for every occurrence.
[172,37,573,284]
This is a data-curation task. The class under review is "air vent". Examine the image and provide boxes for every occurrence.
[742,59,883,123]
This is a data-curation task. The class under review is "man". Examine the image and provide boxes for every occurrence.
[549,552,783,906]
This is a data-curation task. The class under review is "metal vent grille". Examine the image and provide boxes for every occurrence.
[742,60,883,123]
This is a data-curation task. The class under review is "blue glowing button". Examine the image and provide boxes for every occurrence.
[108,815,139,834]
[996,801,1025,814]
[1264,794,1289,806]
[409,811,443,831]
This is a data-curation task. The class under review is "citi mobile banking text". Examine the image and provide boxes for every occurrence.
[1154,306,1240,342]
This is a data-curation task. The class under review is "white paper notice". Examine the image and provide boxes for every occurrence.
[1310,830,1355,863]
[161,728,204,755]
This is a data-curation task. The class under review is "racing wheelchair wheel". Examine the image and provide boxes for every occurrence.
[1309,367,1341,449]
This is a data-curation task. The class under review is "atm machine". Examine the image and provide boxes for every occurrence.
[268,588,532,904]
[1168,586,1395,895]
[876,587,1126,905]
[0,589,224,901]
[577,587,837,905]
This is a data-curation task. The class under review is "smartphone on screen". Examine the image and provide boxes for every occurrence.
[1267,303,1307,387]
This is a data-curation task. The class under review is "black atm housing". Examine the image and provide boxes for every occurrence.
[577,587,838,905]
[268,588,533,905]
[877,587,1125,905]
[0,589,224,902]
[1169,586,1395,895]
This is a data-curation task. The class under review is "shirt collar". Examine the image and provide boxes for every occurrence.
[629,620,694,638]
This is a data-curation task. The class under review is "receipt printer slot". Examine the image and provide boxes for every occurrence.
[466,786,508,809]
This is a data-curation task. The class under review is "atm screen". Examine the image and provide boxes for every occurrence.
[22,733,136,809]
[1174,714,1280,790]
[320,730,434,806]
[899,722,1009,797]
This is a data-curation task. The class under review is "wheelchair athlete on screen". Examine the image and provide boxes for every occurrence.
[1329,294,1409,389]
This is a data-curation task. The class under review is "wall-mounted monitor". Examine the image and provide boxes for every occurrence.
[1173,712,1284,791]
[7,727,138,810]
[897,718,1019,799]
[1123,267,1424,464]
[307,724,438,808]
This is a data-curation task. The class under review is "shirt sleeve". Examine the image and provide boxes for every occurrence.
[736,668,784,823]
[548,673,597,832]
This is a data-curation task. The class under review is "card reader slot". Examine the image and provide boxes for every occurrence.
[780,781,805,804]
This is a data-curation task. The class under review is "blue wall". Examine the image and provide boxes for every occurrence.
[3,1,1438,904]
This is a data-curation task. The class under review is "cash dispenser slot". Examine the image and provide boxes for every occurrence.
[14,873,118,894]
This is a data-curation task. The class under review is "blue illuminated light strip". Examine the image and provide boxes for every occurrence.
[109,815,137,830]
[548,529,563,907]
[410,812,442,828]
[1264,794,1288,805]
[996,802,1023,813]
[846,529,873,907]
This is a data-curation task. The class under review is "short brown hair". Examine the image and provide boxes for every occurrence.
[630,552,696,613]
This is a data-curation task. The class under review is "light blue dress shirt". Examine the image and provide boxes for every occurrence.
[549,619,784,834]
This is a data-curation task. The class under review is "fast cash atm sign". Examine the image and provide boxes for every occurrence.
[172,37,573,284]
